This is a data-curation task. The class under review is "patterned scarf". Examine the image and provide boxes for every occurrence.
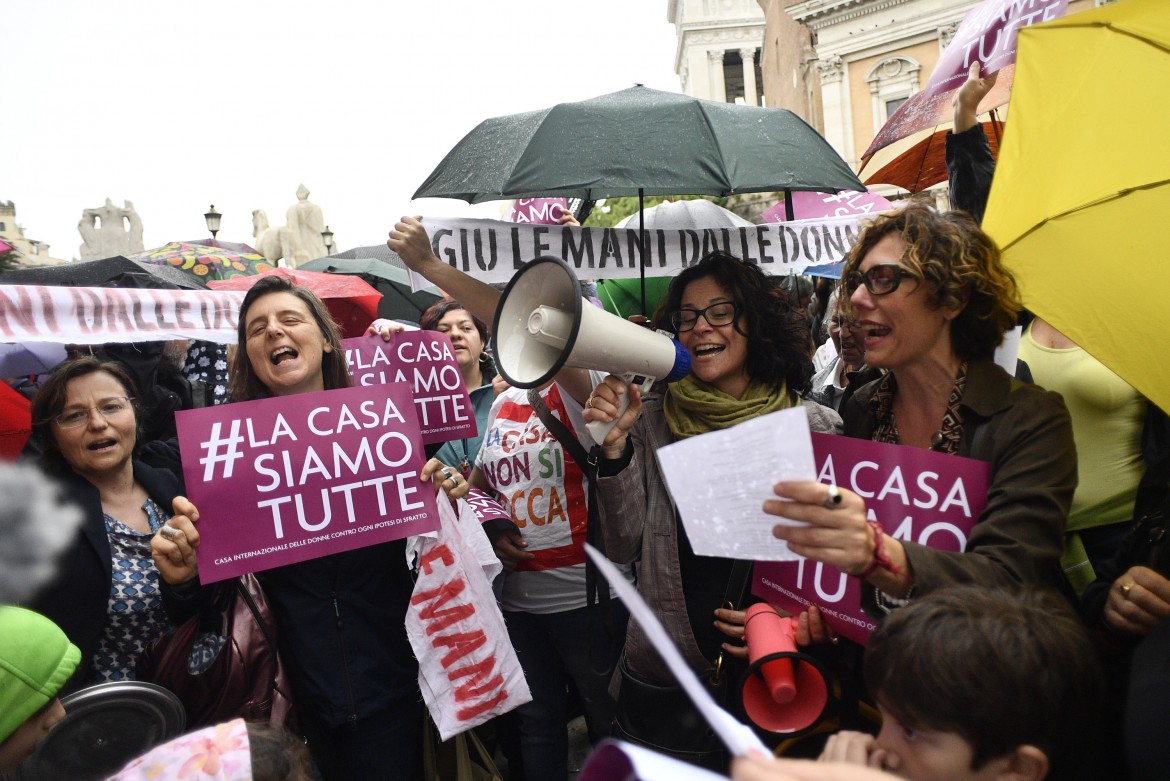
[664,374,796,439]
[870,362,967,454]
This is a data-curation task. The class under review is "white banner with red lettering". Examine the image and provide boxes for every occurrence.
[406,496,530,739]
[0,284,243,344]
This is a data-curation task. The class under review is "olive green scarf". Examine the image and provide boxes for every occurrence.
[663,374,797,439]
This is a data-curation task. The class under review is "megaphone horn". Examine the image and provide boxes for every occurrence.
[740,603,832,735]
[492,256,691,445]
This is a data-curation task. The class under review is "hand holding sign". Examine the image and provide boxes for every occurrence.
[150,495,202,587]
[953,61,1000,133]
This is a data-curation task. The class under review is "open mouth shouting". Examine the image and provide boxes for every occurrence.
[857,321,891,346]
[692,342,727,359]
[87,437,118,453]
[271,346,299,364]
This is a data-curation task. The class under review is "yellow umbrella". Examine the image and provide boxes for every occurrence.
[983,0,1170,414]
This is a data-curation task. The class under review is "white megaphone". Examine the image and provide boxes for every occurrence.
[492,256,692,445]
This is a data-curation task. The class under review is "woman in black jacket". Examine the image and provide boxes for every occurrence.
[28,357,184,687]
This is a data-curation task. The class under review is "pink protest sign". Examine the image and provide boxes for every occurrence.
[753,433,990,645]
[343,331,477,445]
[862,0,1066,162]
[921,0,1067,102]
[762,191,893,223]
[176,382,439,583]
[506,198,568,225]
[464,487,511,526]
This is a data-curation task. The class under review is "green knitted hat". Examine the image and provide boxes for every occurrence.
[0,607,80,743]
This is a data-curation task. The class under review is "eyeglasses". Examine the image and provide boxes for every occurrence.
[53,397,135,429]
[845,264,918,297]
[670,301,739,332]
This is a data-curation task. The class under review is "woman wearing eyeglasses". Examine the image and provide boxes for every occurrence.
[27,356,185,687]
[585,251,842,769]
[763,203,1075,628]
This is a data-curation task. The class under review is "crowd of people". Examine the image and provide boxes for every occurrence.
[1,68,1167,781]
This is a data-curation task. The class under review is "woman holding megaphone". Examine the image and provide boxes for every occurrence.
[584,251,842,770]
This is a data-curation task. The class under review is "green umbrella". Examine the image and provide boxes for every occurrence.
[298,257,441,324]
[596,277,673,321]
[414,86,861,202]
[414,85,862,310]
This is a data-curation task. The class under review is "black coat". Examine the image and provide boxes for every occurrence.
[255,541,420,729]
[28,460,182,690]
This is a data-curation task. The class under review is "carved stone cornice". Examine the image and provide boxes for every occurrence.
[815,54,845,84]
[788,0,909,30]
[681,24,765,46]
[938,21,960,48]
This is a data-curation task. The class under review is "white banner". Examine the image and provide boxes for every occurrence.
[406,496,531,740]
[0,285,244,344]
[418,214,864,285]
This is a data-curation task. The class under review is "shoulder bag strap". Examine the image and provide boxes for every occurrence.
[527,389,616,672]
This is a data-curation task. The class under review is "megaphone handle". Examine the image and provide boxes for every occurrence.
[585,388,630,446]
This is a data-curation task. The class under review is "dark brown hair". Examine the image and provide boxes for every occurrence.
[420,297,495,376]
[228,275,351,401]
[864,585,1102,776]
[31,356,141,475]
[840,203,1021,361]
[245,721,314,781]
[654,251,813,393]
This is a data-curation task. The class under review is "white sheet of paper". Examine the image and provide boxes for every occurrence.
[584,546,770,759]
[994,325,1022,375]
[655,407,816,561]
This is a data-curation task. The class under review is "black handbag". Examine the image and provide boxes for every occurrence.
[609,560,754,773]
[137,574,295,729]
[611,654,733,771]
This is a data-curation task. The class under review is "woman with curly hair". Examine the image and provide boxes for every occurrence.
[585,250,842,770]
[763,203,1075,626]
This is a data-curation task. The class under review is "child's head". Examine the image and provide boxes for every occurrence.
[863,586,1102,781]
[0,606,80,771]
[110,719,314,780]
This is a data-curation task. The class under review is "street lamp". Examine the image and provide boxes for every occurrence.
[321,225,334,255]
[204,205,222,244]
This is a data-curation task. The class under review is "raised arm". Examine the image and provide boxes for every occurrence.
[389,214,593,404]
[946,62,999,223]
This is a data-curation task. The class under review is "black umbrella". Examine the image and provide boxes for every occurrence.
[3,255,207,290]
[414,85,864,310]
[299,256,441,325]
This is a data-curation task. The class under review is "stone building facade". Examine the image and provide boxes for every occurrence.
[669,0,767,105]
[0,201,67,268]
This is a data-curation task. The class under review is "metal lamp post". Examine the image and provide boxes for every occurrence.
[204,205,222,245]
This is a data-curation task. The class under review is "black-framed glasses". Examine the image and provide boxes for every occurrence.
[53,397,135,429]
[844,263,918,297]
[670,301,740,332]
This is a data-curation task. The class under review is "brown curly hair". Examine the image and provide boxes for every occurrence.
[839,203,1021,362]
[654,251,813,393]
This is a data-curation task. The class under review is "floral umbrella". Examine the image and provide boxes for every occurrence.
[132,241,273,282]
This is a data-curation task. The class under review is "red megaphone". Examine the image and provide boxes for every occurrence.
[739,603,831,734]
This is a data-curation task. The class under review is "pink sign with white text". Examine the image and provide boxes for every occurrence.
[464,487,512,526]
[176,382,439,583]
[752,433,990,645]
[921,0,1067,101]
[506,198,568,225]
[343,332,477,445]
[762,190,894,223]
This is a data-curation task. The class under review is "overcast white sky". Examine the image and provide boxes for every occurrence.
[7,2,681,260]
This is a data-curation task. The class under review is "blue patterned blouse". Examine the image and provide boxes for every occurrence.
[89,498,173,682]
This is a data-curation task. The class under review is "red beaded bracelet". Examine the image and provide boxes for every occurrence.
[855,520,901,580]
